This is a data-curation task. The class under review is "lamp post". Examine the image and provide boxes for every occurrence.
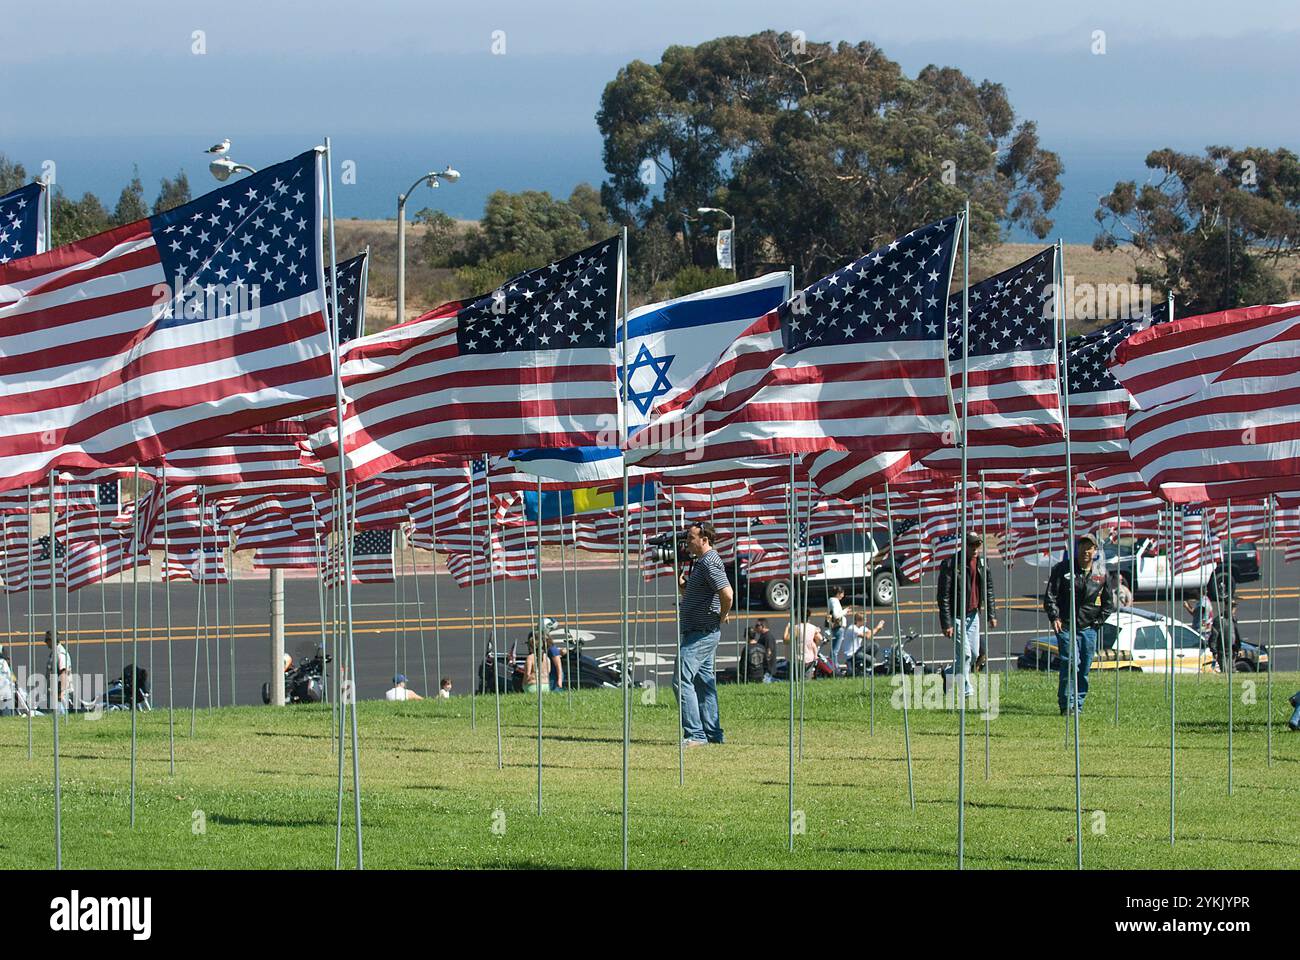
[397,167,459,327]
[697,206,737,273]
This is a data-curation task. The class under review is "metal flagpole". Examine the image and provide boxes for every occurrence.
[884,484,915,809]
[312,507,333,753]
[956,202,971,869]
[26,489,33,760]
[485,466,503,770]
[162,470,175,773]
[323,137,363,868]
[557,495,572,711]
[1003,494,1011,689]
[410,527,429,710]
[1057,239,1084,869]
[534,477,546,814]
[430,485,442,690]
[190,487,205,736]
[1115,493,1124,724]
[787,454,797,850]
[980,473,990,780]
[671,489,684,788]
[468,466,478,731]
[48,471,62,868]
[1169,501,1177,846]
[1226,499,1234,796]
[619,225,631,868]
[733,503,742,677]
[129,467,140,826]
[1266,496,1275,765]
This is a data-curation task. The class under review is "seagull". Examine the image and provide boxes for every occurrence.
[205,139,231,156]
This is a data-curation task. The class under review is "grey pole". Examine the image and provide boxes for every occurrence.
[1266,496,1275,765]
[26,489,33,760]
[1056,240,1084,870]
[48,471,62,868]
[619,225,631,868]
[485,465,503,770]
[161,471,175,773]
[534,477,546,815]
[956,203,971,870]
[129,467,140,826]
[787,454,797,851]
[1226,499,1234,796]
[322,137,363,867]
[270,568,286,706]
[884,484,915,809]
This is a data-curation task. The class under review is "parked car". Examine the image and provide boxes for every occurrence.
[738,527,902,611]
[1104,537,1260,595]
[1017,607,1217,674]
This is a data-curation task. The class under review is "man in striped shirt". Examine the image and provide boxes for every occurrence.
[674,522,733,745]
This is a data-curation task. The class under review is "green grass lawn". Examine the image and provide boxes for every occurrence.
[1,670,1297,869]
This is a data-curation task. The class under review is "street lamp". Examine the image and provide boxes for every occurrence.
[206,141,259,182]
[397,166,460,327]
[697,206,737,272]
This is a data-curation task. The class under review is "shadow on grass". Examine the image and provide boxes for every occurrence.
[918,797,1077,814]
[207,812,335,828]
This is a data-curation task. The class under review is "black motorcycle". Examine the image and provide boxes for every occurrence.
[262,648,331,704]
[477,638,638,694]
[847,630,933,676]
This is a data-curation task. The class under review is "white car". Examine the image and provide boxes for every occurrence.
[1018,606,1213,674]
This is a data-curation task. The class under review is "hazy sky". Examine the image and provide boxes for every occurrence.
[3,0,1296,237]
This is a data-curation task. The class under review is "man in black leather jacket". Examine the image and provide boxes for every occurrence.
[937,532,998,698]
[1043,535,1115,715]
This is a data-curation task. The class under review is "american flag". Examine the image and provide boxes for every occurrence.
[1114,302,1300,501]
[0,150,336,492]
[56,481,125,542]
[324,250,368,343]
[925,247,1063,472]
[1171,506,1215,576]
[164,544,228,584]
[326,528,394,587]
[252,541,320,569]
[160,424,327,492]
[0,523,145,592]
[444,529,536,588]
[803,449,927,498]
[0,182,45,263]
[1061,316,1153,466]
[1208,500,1270,543]
[311,238,622,481]
[626,216,962,466]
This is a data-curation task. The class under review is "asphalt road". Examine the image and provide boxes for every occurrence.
[4,549,1298,710]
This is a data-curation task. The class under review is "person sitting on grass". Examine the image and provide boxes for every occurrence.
[438,677,453,699]
[384,674,423,701]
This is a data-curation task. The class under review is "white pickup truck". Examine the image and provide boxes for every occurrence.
[740,528,900,610]
[1104,537,1259,595]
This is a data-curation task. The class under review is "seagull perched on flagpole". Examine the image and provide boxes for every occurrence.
[204,138,231,156]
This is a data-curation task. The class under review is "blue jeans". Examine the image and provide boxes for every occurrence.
[830,625,846,663]
[953,612,980,696]
[673,628,724,743]
[1057,626,1097,712]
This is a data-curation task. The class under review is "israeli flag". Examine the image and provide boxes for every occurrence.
[509,271,792,484]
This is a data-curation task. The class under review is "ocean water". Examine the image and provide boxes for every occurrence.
[6,133,1170,245]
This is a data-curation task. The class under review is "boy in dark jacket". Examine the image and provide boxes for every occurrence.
[1043,534,1115,715]
[936,532,998,697]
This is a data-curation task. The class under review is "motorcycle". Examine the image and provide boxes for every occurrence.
[846,630,934,676]
[101,664,151,711]
[477,633,639,694]
[262,647,331,704]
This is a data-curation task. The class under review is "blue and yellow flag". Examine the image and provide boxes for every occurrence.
[522,481,656,521]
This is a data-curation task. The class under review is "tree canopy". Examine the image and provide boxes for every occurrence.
[1094,146,1300,314]
[597,31,1062,282]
